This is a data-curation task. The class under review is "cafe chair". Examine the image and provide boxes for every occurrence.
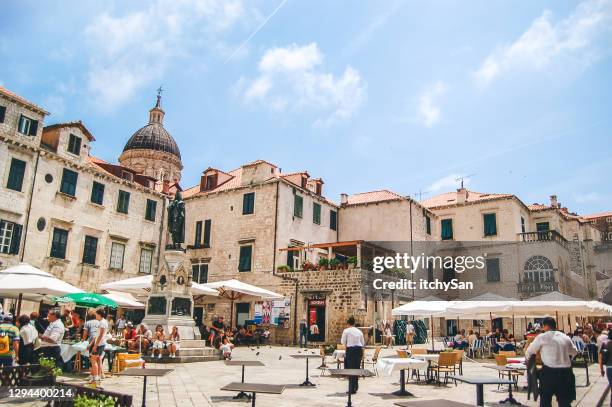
[408,348,428,382]
[452,349,464,375]
[467,339,484,359]
[363,345,382,376]
[431,352,457,386]
[495,354,523,389]
[335,344,346,369]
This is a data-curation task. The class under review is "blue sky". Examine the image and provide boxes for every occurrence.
[1,0,611,214]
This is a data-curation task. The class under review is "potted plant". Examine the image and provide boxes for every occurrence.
[74,395,115,407]
[318,258,329,270]
[277,265,291,273]
[302,260,315,271]
[25,357,61,386]
[347,256,358,269]
[329,258,340,270]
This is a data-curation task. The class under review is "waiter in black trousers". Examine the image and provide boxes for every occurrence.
[525,316,577,407]
[341,316,365,394]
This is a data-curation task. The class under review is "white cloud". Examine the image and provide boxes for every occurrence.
[474,0,612,85]
[84,0,250,110]
[427,173,469,192]
[416,81,446,128]
[235,43,366,127]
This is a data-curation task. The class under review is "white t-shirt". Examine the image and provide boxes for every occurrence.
[95,319,109,347]
[341,326,365,348]
[40,319,65,347]
[220,343,232,354]
[20,324,38,345]
[85,319,100,343]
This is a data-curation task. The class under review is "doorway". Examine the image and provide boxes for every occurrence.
[308,299,326,342]
[446,320,457,336]
[193,306,204,327]
[235,303,250,327]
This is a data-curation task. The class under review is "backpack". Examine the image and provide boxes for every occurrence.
[0,329,10,356]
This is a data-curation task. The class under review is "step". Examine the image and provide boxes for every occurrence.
[179,339,207,348]
[143,353,223,364]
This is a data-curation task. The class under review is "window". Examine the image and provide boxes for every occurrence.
[425,215,431,235]
[294,195,303,218]
[313,203,321,225]
[536,222,550,232]
[521,217,526,234]
[139,248,154,274]
[117,190,130,214]
[145,199,157,221]
[0,106,6,123]
[203,174,217,191]
[330,210,337,231]
[17,115,38,136]
[192,263,208,283]
[109,242,125,269]
[203,219,211,248]
[483,213,497,236]
[6,158,26,192]
[606,217,612,223]
[607,232,612,241]
[90,181,105,205]
[194,221,202,246]
[67,133,82,156]
[243,192,255,215]
[486,258,500,282]
[443,264,455,282]
[238,245,252,272]
[82,235,98,265]
[60,168,78,196]
[0,220,21,255]
[523,255,554,283]
[50,228,68,259]
[441,219,453,240]
[287,249,295,269]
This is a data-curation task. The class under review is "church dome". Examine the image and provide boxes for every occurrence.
[123,122,181,159]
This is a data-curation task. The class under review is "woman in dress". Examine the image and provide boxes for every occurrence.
[151,325,166,359]
[167,326,180,358]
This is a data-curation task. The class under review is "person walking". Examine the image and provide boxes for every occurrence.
[299,316,308,348]
[37,309,65,370]
[341,317,365,394]
[525,317,576,407]
[88,309,108,385]
[406,320,416,348]
[0,313,20,367]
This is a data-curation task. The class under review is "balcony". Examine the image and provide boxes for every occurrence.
[518,230,568,249]
[517,279,559,294]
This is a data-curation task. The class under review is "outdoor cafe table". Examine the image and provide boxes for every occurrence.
[376,357,428,396]
[328,368,375,407]
[485,365,526,405]
[220,382,285,407]
[116,367,173,407]
[224,360,265,399]
[409,353,439,384]
[449,375,514,407]
[395,400,475,407]
[290,354,321,386]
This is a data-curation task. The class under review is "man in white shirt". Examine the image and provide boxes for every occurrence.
[525,317,576,407]
[38,309,65,369]
[341,317,365,394]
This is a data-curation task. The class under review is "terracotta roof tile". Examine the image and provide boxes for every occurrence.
[345,190,404,205]
[0,85,49,114]
[44,121,95,141]
[583,211,612,220]
[421,190,513,208]
[242,159,278,168]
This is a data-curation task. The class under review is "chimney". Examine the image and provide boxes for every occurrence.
[340,193,348,205]
[550,195,558,208]
[456,187,468,204]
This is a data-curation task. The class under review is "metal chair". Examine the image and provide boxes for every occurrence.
[363,345,382,376]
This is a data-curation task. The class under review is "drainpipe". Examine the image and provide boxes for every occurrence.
[21,149,41,261]
[271,181,300,345]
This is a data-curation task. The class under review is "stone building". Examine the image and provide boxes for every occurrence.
[584,211,612,241]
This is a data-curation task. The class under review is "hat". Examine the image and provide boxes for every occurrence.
[3,313,13,322]
[127,322,133,327]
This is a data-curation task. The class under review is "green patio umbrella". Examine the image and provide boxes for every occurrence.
[53,292,118,308]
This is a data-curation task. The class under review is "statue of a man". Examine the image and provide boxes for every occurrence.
[167,190,185,249]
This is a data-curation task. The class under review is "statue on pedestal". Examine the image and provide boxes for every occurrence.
[167,190,185,250]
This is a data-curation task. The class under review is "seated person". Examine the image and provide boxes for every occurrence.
[151,325,166,359]
[220,337,234,360]
[167,326,180,358]
[235,326,247,346]
[453,329,468,350]
[128,323,152,353]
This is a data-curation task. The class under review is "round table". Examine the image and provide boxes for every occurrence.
[376,357,428,396]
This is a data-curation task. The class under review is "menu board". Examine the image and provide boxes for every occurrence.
[254,298,290,327]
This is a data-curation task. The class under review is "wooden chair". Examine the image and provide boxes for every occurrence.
[431,352,457,386]
[396,349,409,358]
[116,353,145,372]
[495,354,523,389]
[452,349,464,375]
[335,345,345,369]
[319,346,329,376]
[408,348,428,381]
[363,345,382,376]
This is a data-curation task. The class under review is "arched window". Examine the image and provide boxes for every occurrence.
[523,255,554,283]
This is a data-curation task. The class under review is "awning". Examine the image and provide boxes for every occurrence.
[201,279,283,300]
[102,291,145,309]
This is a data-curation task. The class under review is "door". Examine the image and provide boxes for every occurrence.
[235,303,250,328]
[446,319,457,336]
[308,300,326,342]
[492,317,503,332]
[193,307,204,327]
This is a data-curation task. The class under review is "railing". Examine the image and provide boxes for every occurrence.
[517,279,559,294]
[518,230,568,248]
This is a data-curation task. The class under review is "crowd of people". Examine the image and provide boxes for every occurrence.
[198,316,271,359]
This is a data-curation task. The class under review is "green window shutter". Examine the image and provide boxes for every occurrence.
[238,245,252,272]
[82,235,98,265]
[242,193,255,214]
[9,223,22,255]
[536,222,549,232]
[194,221,202,246]
[483,213,497,236]
[426,215,431,235]
[287,249,294,268]
[91,182,105,205]
[68,134,82,155]
[50,228,68,259]
[60,168,78,196]
[313,203,321,224]
[29,120,38,136]
[441,219,453,240]
[203,219,211,247]
[0,106,6,123]
[145,199,157,221]
[330,210,337,231]
[7,158,26,191]
[294,195,303,218]
[486,258,500,282]
[117,190,130,213]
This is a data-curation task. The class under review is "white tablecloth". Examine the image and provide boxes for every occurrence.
[332,350,345,360]
[60,342,122,363]
[411,354,439,362]
[376,357,428,376]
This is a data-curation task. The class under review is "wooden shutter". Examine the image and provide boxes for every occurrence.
[29,120,38,136]
[0,106,6,123]
[9,223,22,255]
[194,221,202,246]
[203,219,211,247]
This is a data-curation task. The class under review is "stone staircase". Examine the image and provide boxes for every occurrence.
[143,339,223,363]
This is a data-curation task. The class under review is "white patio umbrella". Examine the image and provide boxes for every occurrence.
[100,275,218,296]
[392,296,452,351]
[201,279,283,327]
[102,291,145,309]
[0,263,84,315]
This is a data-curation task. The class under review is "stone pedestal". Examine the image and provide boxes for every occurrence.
[142,249,200,340]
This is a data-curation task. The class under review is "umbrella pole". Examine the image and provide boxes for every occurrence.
[430,315,434,351]
[16,293,23,317]
[555,310,559,328]
[230,298,235,329]
[489,312,492,333]
[512,314,515,338]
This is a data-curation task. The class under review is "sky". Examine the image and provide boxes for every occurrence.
[1,0,611,214]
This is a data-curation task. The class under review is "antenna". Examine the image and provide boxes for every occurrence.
[455,173,476,189]
[414,189,431,201]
